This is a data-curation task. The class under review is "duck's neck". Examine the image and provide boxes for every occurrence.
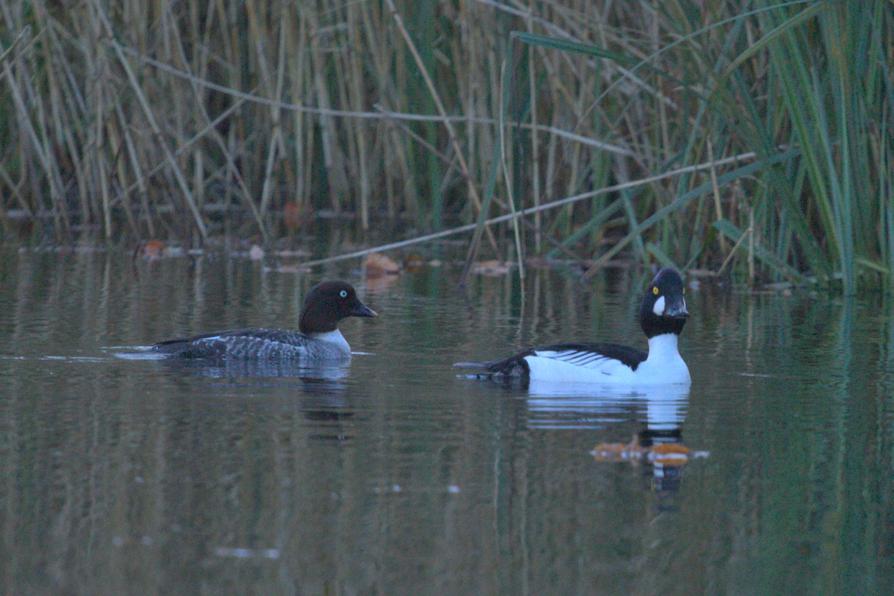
[646,333,680,362]
[308,329,350,353]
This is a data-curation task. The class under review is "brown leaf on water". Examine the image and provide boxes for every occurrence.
[651,443,690,455]
[651,456,690,467]
[136,240,166,260]
[650,443,691,467]
[592,436,706,467]
[365,253,401,277]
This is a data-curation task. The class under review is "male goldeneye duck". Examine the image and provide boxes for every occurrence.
[455,268,690,385]
[153,280,376,361]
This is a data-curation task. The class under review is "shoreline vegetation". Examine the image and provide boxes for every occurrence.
[0,1,891,292]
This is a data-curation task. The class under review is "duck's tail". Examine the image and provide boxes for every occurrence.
[451,360,496,380]
[452,355,529,380]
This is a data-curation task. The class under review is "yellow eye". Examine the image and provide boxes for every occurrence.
[652,286,659,296]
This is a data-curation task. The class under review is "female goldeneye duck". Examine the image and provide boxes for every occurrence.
[153,280,376,361]
[455,268,691,385]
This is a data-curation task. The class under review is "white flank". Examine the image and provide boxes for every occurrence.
[524,333,689,386]
[525,350,637,383]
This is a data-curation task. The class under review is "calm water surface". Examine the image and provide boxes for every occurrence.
[0,247,892,594]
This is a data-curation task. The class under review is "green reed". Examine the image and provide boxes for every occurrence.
[0,1,891,291]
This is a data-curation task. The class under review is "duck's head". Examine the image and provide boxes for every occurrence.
[640,268,688,338]
[299,281,377,334]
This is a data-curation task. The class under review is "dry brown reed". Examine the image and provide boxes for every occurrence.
[0,1,891,291]
[0,1,704,236]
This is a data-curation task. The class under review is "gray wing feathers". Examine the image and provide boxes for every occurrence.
[155,329,310,360]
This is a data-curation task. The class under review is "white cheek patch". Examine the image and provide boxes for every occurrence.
[652,295,666,316]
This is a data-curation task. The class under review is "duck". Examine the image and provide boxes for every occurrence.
[152,280,376,361]
[454,268,690,385]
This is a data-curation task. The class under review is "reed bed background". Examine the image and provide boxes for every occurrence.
[0,0,891,292]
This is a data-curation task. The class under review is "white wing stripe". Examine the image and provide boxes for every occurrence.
[568,354,600,365]
[533,349,619,370]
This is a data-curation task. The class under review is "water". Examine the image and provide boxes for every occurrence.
[1,247,892,594]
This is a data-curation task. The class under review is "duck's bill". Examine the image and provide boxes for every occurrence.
[664,300,689,319]
[352,303,378,318]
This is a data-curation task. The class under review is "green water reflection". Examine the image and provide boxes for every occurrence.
[0,248,891,594]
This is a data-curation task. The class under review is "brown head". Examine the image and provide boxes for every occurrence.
[298,281,377,334]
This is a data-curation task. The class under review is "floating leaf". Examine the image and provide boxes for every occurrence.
[365,253,401,277]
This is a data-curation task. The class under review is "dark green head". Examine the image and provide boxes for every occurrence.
[639,268,688,338]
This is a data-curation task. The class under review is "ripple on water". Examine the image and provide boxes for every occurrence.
[0,250,893,594]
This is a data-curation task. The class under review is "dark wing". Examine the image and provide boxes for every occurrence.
[531,342,647,370]
[454,342,646,380]
[153,328,309,359]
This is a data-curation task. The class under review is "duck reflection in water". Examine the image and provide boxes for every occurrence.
[158,357,356,435]
[526,382,704,508]
[162,356,352,384]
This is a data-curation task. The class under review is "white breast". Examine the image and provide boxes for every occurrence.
[308,329,351,354]
[635,334,690,384]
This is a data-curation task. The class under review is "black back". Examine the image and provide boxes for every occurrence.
[479,342,648,377]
